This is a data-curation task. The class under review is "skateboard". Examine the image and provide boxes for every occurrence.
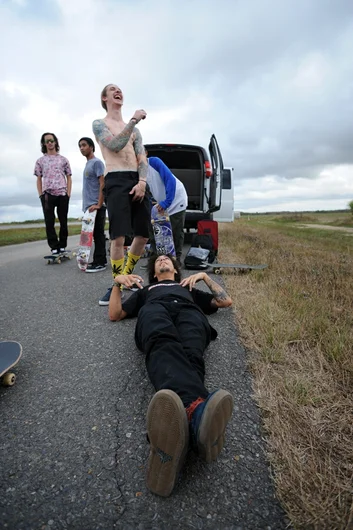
[0,341,22,387]
[208,263,268,274]
[151,205,176,256]
[44,251,71,265]
[75,209,97,271]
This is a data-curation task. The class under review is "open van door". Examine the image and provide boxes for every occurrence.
[208,134,224,213]
[213,167,235,222]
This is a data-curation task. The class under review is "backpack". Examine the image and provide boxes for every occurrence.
[184,247,210,270]
[192,234,216,263]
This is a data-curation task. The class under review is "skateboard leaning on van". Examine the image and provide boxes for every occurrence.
[0,341,22,387]
[208,263,268,274]
[151,205,176,256]
[74,209,97,271]
[44,251,71,265]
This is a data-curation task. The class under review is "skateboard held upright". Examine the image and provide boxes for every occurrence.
[151,205,176,256]
[75,209,97,271]
[0,341,22,387]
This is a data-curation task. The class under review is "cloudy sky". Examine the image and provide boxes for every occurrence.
[1,0,353,222]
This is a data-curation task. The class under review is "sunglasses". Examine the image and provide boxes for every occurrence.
[45,139,55,144]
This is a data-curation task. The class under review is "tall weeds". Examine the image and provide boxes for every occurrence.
[219,217,353,529]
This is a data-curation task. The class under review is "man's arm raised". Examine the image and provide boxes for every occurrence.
[92,119,136,153]
[92,109,146,153]
[180,272,232,308]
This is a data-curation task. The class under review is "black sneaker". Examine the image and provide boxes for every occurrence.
[51,249,59,255]
[98,287,112,306]
[86,263,107,273]
[99,287,125,305]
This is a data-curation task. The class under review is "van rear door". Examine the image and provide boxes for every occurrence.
[208,134,224,213]
[213,168,235,222]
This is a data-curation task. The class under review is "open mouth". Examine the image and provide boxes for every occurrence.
[114,93,122,100]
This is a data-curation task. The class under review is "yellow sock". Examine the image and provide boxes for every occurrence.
[122,252,140,275]
[111,258,125,279]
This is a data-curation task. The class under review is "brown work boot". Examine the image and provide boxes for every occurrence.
[146,390,189,497]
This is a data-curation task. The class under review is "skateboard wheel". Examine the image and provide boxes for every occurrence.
[214,268,221,275]
[47,260,51,265]
[57,259,61,264]
[3,372,16,386]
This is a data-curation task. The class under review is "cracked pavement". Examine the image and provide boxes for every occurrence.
[0,237,289,529]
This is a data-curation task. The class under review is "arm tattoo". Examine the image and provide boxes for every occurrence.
[92,119,135,153]
[134,128,148,180]
[204,275,229,302]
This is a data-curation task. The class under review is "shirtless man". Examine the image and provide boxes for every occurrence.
[92,84,150,305]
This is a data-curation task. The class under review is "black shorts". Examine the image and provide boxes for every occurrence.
[104,171,150,240]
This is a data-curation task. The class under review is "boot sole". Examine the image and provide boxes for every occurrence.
[197,389,234,463]
[146,390,189,497]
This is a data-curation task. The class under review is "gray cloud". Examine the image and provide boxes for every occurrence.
[0,0,353,221]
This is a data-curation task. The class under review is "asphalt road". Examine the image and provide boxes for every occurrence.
[0,237,288,530]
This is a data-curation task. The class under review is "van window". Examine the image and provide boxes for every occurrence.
[222,169,232,190]
[147,149,201,170]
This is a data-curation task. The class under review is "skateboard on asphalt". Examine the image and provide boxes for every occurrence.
[151,205,176,256]
[74,209,97,271]
[208,263,268,274]
[44,251,71,265]
[0,341,22,387]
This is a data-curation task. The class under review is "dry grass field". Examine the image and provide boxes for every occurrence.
[218,212,353,530]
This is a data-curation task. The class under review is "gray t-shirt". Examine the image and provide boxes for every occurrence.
[82,157,105,212]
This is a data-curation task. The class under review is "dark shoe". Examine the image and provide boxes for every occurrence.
[187,389,233,463]
[86,263,107,273]
[98,287,112,306]
[146,390,189,497]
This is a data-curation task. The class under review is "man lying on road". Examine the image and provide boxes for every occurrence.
[109,254,234,497]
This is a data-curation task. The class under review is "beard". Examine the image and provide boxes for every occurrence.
[159,266,171,273]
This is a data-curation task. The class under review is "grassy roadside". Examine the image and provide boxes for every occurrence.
[0,226,82,246]
[219,213,352,529]
[0,222,110,247]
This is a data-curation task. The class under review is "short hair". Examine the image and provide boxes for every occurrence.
[147,254,181,284]
[100,84,112,111]
[41,132,59,154]
[78,137,95,152]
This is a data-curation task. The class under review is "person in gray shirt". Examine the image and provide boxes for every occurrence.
[78,137,107,271]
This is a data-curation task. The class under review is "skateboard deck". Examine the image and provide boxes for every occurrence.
[75,209,97,271]
[151,205,176,256]
[44,252,71,264]
[208,263,268,274]
[0,341,22,387]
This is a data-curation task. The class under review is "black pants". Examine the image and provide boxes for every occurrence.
[135,300,212,407]
[41,193,69,250]
[92,206,107,265]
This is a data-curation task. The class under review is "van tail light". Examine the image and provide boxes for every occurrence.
[205,161,213,178]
